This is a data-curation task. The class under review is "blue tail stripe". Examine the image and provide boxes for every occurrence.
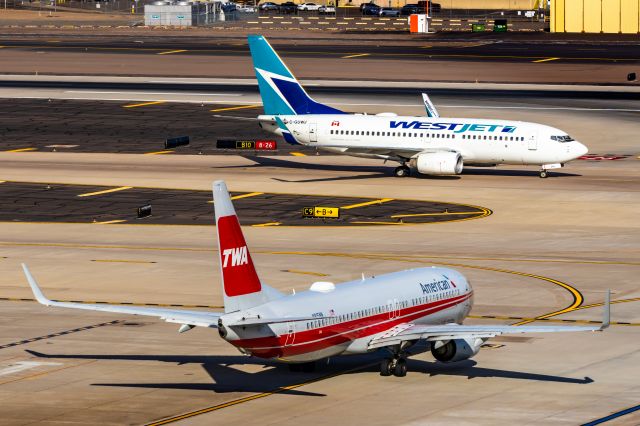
[256,72,295,116]
[272,79,345,115]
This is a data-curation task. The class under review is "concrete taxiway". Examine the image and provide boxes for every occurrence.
[0,82,638,425]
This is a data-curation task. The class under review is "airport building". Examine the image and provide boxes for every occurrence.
[550,0,640,33]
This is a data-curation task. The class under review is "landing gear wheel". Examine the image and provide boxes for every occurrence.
[393,358,407,377]
[380,358,394,376]
[394,165,410,178]
[539,170,548,178]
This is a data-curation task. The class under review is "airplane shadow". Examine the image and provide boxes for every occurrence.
[212,156,580,180]
[462,168,581,178]
[26,349,593,394]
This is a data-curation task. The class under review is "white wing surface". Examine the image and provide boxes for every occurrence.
[368,293,610,350]
[22,264,222,328]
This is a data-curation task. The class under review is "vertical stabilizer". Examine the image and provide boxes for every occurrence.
[248,34,345,116]
[213,181,282,312]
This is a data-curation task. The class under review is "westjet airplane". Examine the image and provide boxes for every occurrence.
[22,180,609,376]
[249,35,589,178]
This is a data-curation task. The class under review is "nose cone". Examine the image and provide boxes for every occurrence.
[576,142,588,157]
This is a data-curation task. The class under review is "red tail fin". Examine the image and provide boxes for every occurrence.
[214,181,282,313]
[217,215,261,297]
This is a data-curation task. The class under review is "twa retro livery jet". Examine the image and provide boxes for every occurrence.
[22,181,609,377]
[249,35,589,178]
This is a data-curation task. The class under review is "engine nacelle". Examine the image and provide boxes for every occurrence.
[431,338,483,363]
[410,152,463,175]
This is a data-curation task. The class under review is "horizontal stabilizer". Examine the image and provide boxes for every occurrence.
[228,315,317,327]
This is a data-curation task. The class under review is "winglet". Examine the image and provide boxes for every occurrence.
[600,289,610,331]
[21,264,52,306]
[422,93,440,118]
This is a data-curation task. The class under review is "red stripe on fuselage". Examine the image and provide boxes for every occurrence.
[229,291,472,358]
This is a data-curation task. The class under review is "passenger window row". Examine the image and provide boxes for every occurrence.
[330,130,426,138]
[462,135,524,141]
[329,129,525,142]
[304,288,462,331]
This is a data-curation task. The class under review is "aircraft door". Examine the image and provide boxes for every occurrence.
[527,132,538,151]
[309,122,318,143]
[284,321,296,346]
[387,299,399,320]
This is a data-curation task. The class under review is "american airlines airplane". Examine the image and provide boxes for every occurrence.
[22,180,609,376]
[249,35,589,178]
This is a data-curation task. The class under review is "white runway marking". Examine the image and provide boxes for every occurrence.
[64,91,243,97]
[211,114,258,120]
[0,361,62,377]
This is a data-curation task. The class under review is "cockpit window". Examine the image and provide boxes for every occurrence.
[551,135,575,142]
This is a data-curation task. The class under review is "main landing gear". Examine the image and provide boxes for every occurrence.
[394,165,410,178]
[380,355,408,377]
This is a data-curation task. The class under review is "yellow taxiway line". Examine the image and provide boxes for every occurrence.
[157,49,187,55]
[144,150,174,155]
[91,259,156,264]
[341,53,370,59]
[290,152,306,156]
[391,211,483,218]
[93,219,128,225]
[532,57,560,63]
[210,105,259,113]
[78,186,133,198]
[145,362,378,425]
[123,101,166,108]
[251,222,282,227]
[342,198,394,210]
[207,192,264,203]
[5,147,37,152]
[231,192,264,200]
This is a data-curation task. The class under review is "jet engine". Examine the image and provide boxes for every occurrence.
[431,338,483,362]
[410,152,463,175]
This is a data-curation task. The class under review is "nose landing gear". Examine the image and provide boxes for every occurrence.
[539,170,548,178]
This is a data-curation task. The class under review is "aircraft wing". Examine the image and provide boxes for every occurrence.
[320,145,456,160]
[368,293,610,350]
[22,264,221,328]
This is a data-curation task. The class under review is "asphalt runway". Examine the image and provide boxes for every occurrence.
[0,181,490,226]
[0,82,638,425]
[0,35,638,63]
[1,33,638,84]
[1,85,638,156]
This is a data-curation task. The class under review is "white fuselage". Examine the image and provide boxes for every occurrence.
[260,114,588,167]
[219,267,473,362]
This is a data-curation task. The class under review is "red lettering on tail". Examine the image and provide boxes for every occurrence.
[217,215,261,297]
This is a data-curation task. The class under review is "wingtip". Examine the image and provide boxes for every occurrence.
[21,263,51,306]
